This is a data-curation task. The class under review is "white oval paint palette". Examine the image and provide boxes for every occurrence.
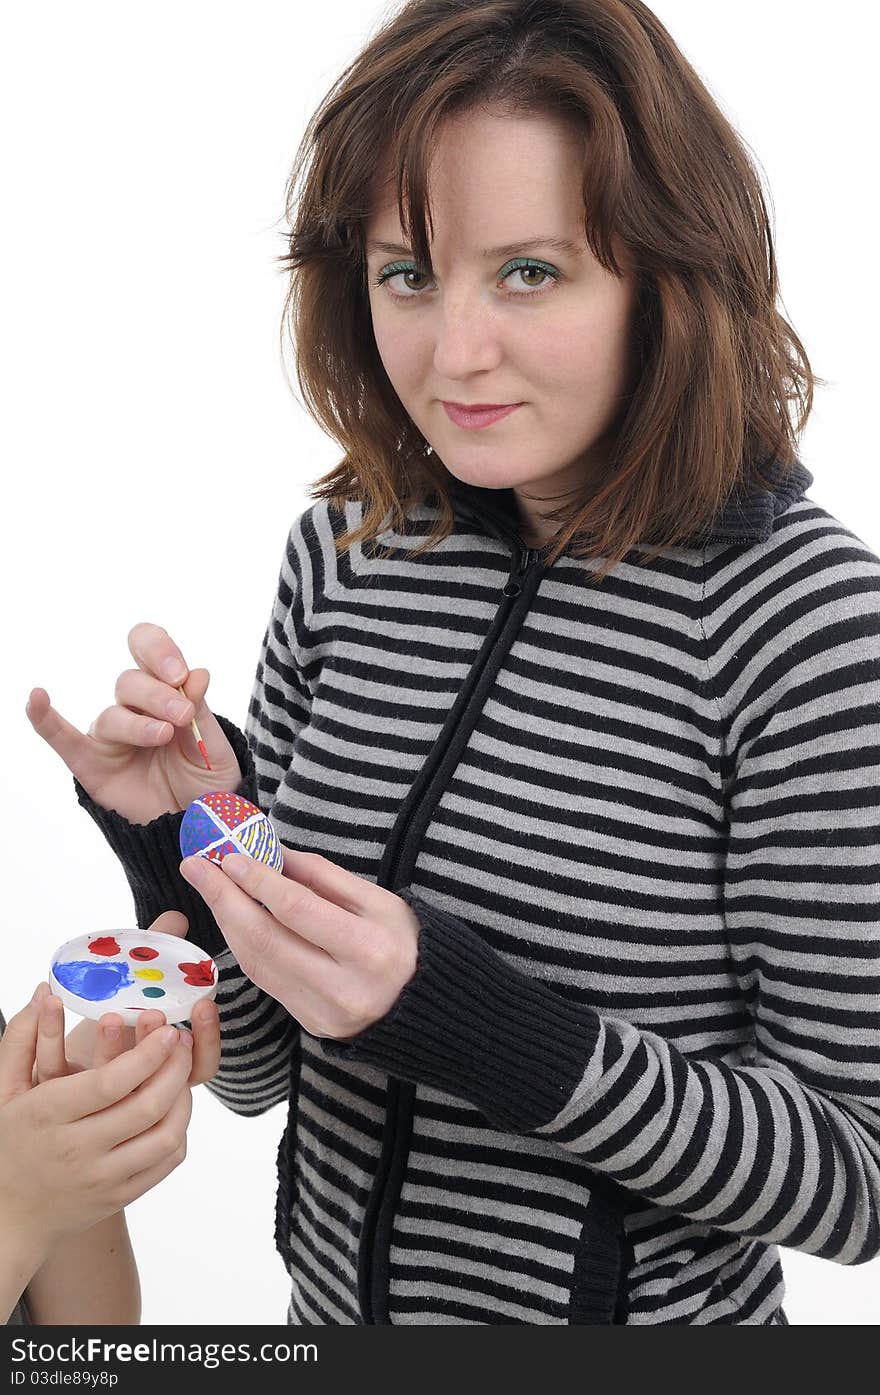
[49,928,220,1026]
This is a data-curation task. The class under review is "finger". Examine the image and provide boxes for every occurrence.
[279,845,395,918]
[205,851,355,957]
[35,992,68,1083]
[111,664,218,770]
[147,910,189,939]
[179,852,333,992]
[49,1022,182,1125]
[114,668,197,728]
[107,1082,193,1181]
[88,1035,194,1150]
[127,622,190,687]
[176,668,229,763]
[87,702,174,748]
[0,991,42,1101]
[189,996,221,1085]
[112,669,214,747]
[135,1009,169,1047]
[111,1126,190,1208]
[25,688,94,779]
[93,1014,130,1068]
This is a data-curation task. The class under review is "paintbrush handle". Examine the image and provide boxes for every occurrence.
[177,685,212,772]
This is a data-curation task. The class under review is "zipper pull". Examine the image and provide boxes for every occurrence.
[502,546,540,597]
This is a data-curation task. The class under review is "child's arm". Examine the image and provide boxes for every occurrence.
[1,1216,44,1325]
[19,1007,143,1325]
[21,1213,141,1326]
[1,990,194,1326]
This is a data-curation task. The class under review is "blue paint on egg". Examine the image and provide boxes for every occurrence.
[52,959,134,1002]
[179,801,220,858]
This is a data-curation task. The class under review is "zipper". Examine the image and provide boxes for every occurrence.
[358,536,545,1323]
[384,540,539,895]
[503,544,541,597]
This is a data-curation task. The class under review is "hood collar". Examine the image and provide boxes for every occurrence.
[444,458,814,555]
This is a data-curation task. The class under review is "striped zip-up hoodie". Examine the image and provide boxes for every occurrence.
[77,457,880,1324]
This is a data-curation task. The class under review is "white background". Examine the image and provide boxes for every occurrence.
[1,0,877,1326]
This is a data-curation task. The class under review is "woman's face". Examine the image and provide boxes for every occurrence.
[365,107,641,541]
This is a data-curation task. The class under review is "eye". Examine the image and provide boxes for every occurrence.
[372,257,561,301]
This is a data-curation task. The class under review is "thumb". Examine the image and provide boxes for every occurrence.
[0,989,44,1103]
[179,669,236,769]
[147,911,190,938]
[25,688,93,780]
[179,668,212,717]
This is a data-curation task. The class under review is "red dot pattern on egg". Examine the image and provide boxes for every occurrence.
[129,946,159,961]
[89,936,121,957]
[203,791,258,831]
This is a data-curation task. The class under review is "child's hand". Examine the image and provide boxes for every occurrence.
[59,912,221,1087]
[0,992,195,1263]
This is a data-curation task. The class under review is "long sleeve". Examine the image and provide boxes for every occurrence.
[74,518,315,1116]
[322,546,880,1266]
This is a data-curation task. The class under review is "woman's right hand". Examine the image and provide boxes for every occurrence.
[0,991,196,1262]
[26,623,242,824]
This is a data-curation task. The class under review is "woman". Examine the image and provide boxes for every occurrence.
[25,0,880,1323]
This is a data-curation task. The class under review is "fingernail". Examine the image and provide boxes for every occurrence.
[146,719,171,740]
[103,1024,121,1042]
[159,1026,179,1048]
[161,657,187,683]
[166,698,191,720]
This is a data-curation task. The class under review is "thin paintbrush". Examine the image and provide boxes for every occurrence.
[178,686,212,771]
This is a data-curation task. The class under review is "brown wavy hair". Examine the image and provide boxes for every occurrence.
[275,0,825,584]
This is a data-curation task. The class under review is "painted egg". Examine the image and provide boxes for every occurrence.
[49,928,220,1026]
[179,791,283,871]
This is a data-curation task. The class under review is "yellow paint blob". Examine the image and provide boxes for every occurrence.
[134,967,164,981]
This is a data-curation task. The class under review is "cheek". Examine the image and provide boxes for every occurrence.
[535,298,635,396]
[369,299,424,389]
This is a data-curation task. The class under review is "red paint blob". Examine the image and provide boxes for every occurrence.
[178,959,216,987]
[129,946,159,961]
[89,936,121,957]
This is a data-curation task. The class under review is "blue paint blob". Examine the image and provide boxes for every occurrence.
[142,986,166,998]
[180,800,221,859]
[52,959,134,1002]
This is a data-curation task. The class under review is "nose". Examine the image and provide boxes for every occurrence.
[431,286,504,378]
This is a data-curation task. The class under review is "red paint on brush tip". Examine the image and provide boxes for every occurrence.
[198,739,212,771]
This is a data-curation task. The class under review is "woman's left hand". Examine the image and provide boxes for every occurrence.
[179,847,420,1040]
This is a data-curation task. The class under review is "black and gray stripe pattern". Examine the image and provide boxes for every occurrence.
[77,459,880,1323]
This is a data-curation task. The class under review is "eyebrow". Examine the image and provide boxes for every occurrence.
[365,235,585,260]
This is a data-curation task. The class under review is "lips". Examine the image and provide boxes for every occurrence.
[442,402,523,430]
